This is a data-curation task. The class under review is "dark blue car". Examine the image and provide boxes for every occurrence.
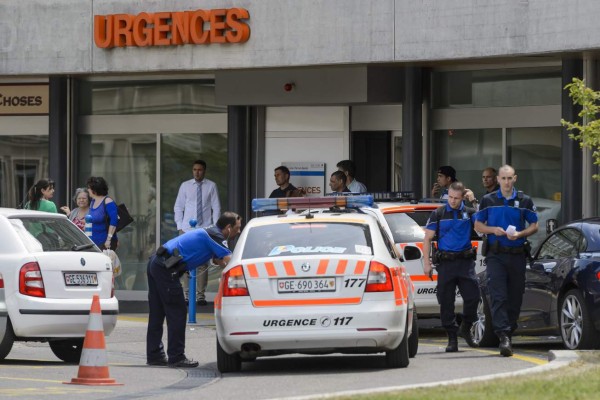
[472,218,600,350]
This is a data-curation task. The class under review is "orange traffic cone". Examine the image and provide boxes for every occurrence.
[64,295,122,386]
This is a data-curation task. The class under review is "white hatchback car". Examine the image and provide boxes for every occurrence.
[361,199,484,318]
[215,196,419,373]
[0,208,118,362]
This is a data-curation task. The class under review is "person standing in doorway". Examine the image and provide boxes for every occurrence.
[336,160,367,193]
[474,165,538,357]
[329,171,351,194]
[269,166,304,198]
[431,166,457,200]
[174,160,221,306]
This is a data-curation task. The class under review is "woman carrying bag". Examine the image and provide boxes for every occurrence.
[86,176,118,250]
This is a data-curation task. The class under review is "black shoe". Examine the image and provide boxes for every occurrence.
[147,357,168,366]
[169,357,199,368]
[197,299,208,306]
[499,334,513,357]
[445,332,458,353]
[459,321,478,348]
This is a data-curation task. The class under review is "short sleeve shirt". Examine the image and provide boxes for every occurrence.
[163,228,231,271]
[425,203,475,252]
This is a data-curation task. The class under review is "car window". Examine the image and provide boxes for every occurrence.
[377,221,399,260]
[9,217,100,253]
[383,212,427,243]
[242,222,373,259]
[537,228,582,259]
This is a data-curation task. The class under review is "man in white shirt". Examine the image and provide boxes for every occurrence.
[174,160,221,305]
[337,160,367,193]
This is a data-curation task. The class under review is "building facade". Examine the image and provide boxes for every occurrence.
[2,0,599,304]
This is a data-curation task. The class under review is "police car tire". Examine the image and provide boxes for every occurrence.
[217,338,242,373]
[49,338,84,363]
[559,289,600,350]
[474,296,499,348]
[408,310,419,358]
[385,316,410,368]
[0,319,15,361]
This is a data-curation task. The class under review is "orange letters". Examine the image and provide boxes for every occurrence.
[94,8,250,49]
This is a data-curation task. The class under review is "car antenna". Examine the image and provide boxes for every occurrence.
[305,202,314,219]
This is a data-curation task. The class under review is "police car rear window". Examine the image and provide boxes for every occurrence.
[242,222,373,259]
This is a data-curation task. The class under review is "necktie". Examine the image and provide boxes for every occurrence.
[196,181,203,226]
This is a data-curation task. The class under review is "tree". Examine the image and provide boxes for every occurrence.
[561,78,600,180]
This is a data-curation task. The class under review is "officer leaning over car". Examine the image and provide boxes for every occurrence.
[146,211,241,368]
[423,181,479,353]
[474,165,538,357]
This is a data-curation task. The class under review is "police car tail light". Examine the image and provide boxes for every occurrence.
[223,265,249,297]
[365,261,393,292]
[19,262,46,298]
[0,273,3,289]
[251,195,373,211]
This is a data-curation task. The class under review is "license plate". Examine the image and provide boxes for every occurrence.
[278,277,336,293]
[64,273,98,286]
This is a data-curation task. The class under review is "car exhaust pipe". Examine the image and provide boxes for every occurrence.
[241,343,261,356]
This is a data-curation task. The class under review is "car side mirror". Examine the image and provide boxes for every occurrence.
[546,219,558,234]
[530,262,545,272]
[402,245,422,261]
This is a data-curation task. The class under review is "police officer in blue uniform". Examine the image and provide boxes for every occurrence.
[146,212,242,368]
[474,165,538,357]
[423,181,479,352]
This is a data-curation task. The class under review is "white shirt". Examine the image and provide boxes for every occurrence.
[348,179,367,193]
[174,178,221,232]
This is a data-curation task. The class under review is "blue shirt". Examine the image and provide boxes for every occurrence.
[89,197,118,246]
[163,228,231,271]
[425,203,475,252]
[474,188,538,248]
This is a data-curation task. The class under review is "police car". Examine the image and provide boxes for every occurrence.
[214,196,419,373]
[0,208,118,363]
[360,195,484,318]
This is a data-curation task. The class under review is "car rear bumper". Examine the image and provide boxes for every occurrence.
[10,297,119,338]
[216,297,407,355]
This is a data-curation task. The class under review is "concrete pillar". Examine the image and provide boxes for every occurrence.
[401,67,423,198]
[49,77,69,209]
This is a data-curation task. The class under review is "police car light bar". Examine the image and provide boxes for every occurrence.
[252,195,374,212]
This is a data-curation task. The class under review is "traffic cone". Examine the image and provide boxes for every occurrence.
[64,295,122,386]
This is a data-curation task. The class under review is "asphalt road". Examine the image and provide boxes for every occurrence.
[0,314,563,400]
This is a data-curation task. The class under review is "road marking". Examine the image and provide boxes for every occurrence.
[419,342,548,365]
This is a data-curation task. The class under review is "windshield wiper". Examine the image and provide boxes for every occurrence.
[71,243,96,251]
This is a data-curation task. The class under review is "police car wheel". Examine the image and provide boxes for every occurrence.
[0,319,15,361]
[472,296,499,348]
[49,338,84,363]
[217,338,242,373]
[385,316,410,368]
[560,289,600,350]
[408,310,419,358]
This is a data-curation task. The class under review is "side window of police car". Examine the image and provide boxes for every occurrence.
[378,222,398,260]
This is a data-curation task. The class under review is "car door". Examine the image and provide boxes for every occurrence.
[520,229,579,332]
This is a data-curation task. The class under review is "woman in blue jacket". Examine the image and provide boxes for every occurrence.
[86,176,119,250]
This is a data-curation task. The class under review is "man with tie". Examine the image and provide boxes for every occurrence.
[174,159,221,306]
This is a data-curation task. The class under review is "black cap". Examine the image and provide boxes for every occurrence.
[437,165,456,181]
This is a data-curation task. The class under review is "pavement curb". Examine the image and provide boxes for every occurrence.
[272,350,580,400]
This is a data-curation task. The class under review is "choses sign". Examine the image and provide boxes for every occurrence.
[94,8,250,49]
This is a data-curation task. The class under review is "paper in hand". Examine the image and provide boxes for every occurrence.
[506,225,517,236]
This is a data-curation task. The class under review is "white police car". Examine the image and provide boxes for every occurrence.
[0,208,118,362]
[214,196,419,372]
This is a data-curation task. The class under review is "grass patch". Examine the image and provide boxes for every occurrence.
[338,352,600,400]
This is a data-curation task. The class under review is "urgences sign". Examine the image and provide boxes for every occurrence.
[94,8,250,49]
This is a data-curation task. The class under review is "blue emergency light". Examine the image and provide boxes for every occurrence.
[252,195,374,212]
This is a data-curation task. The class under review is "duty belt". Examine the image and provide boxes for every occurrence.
[438,248,477,261]
[490,243,525,254]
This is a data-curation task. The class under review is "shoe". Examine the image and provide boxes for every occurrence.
[197,299,208,306]
[499,334,513,357]
[169,357,199,368]
[147,357,168,366]
[445,332,458,353]
[459,321,478,348]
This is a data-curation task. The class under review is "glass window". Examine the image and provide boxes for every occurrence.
[242,222,373,260]
[0,135,48,208]
[538,228,581,260]
[78,80,226,115]
[432,67,561,108]
[77,134,157,290]
[431,128,502,197]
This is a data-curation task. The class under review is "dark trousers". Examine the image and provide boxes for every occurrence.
[146,254,187,364]
[436,258,479,333]
[485,253,526,336]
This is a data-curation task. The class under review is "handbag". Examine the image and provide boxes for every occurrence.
[103,198,134,233]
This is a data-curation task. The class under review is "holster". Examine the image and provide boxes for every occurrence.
[481,236,488,257]
[431,245,441,266]
[164,248,184,270]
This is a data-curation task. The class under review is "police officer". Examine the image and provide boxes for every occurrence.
[423,181,479,352]
[146,212,242,368]
[474,165,538,357]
